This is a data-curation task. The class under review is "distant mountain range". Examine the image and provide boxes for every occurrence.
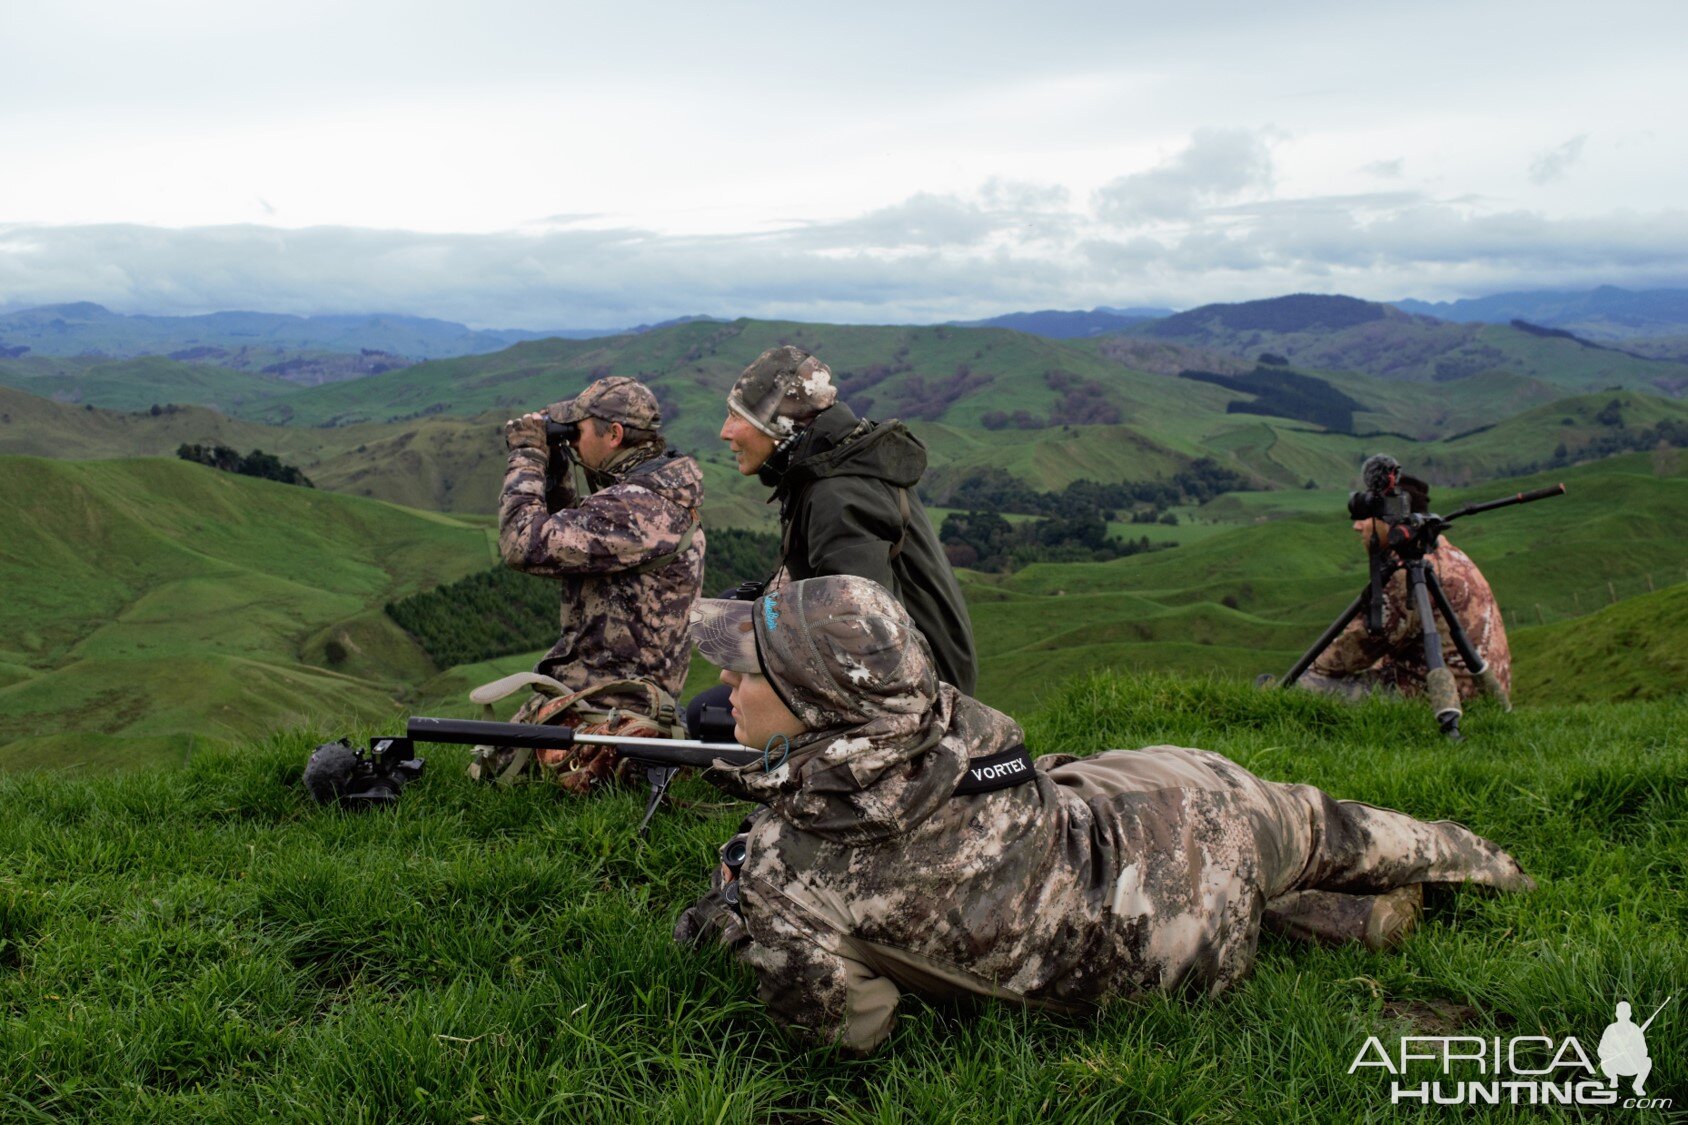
[949,307,1175,339]
[1391,286,1688,342]
[0,303,724,362]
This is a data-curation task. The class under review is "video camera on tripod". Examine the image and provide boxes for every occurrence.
[1280,455,1566,739]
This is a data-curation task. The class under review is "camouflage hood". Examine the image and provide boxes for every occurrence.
[775,402,928,493]
[694,576,1020,842]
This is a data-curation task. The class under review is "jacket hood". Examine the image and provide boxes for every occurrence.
[777,404,928,493]
[706,575,1022,843]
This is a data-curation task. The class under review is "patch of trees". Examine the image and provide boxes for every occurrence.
[1179,366,1364,433]
[893,364,996,421]
[929,460,1254,517]
[386,566,558,668]
[703,528,781,595]
[176,443,314,487]
[0,343,30,358]
[981,371,1122,429]
[1497,415,1688,478]
[386,528,783,668]
[939,509,1169,572]
[1510,319,1612,351]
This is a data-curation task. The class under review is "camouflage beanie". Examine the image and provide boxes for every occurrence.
[727,346,838,438]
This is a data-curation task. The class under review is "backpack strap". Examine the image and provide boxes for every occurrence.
[629,512,700,575]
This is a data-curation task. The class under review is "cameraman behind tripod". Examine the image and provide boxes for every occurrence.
[1284,455,1512,717]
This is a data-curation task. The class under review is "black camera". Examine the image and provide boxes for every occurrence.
[304,737,425,810]
[1347,487,1412,523]
[1346,453,1419,523]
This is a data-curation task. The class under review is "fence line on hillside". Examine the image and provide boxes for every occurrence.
[1499,566,1686,629]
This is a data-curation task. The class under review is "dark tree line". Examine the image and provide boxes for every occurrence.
[1179,366,1365,433]
[385,527,783,669]
[176,443,314,487]
[386,566,558,669]
[938,509,1168,573]
[926,459,1255,519]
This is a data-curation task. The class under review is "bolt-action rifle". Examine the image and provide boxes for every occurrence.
[407,716,758,836]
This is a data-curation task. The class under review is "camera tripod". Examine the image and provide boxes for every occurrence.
[1278,482,1565,739]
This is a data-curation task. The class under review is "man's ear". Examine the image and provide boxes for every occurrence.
[609,421,626,447]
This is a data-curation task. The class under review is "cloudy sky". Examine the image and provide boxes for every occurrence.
[2,0,1685,328]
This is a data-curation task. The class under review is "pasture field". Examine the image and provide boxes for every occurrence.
[0,674,1681,1122]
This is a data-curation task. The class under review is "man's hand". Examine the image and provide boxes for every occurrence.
[504,412,549,452]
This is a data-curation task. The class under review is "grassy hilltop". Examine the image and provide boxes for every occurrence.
[0,674,1680,1121]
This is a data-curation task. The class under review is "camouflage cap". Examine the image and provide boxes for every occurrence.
[727,346,838,438]
[690,576,935,731]
[549,375,662,429]
[688,598,760,674]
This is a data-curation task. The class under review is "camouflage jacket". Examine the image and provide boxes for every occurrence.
[498,443,705,709]
[1310,539,1511,700]
[690,577,1527,1053]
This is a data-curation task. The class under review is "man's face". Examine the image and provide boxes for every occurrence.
[719,668,807,749]
[570,418,622,470]
[1353,518,1389,554]
[720,411,778,475]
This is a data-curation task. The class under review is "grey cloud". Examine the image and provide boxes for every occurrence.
[1093,128,1275,223]
[4,185,1688,329]
[1360,158,1404,179]
[1528,134,1588,185]
[786,194,998,251]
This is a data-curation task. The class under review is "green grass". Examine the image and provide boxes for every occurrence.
[1513,583,1688,704]
[0,672,1680,1121]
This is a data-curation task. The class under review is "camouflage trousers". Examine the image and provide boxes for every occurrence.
[1048,746,1533,945]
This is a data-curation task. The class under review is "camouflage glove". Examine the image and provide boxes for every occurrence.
[504,412,548,452]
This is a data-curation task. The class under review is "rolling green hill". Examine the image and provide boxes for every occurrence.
[1125,294,1688,395]
[4,453,1677,769]
[0,352,299,414]
[0,457,496,770]
[966,455,1687,713]
[7,314,1686,524]
[1512,583,1688,704]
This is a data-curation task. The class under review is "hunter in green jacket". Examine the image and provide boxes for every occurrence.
[719,346,978,693]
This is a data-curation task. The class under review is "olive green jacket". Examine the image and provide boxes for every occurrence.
[766,403,977,693]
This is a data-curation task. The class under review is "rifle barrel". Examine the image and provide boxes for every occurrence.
[1447,482,1566,521]
[405,716,761,768]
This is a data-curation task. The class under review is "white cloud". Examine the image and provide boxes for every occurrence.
[1093,129,1277,224]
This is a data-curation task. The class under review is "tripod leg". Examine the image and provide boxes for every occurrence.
[1281,586,1372,687]
[1407,563,1461,739]
[1424,568,1510,711]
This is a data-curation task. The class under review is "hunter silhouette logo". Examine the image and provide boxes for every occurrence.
[1600,997,1671,1096]
[1350,994,1674,1109]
